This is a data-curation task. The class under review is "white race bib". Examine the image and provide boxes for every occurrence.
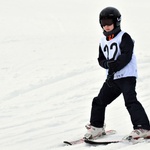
[100,31,137,79]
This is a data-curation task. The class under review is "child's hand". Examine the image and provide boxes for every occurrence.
[107,60,117,74]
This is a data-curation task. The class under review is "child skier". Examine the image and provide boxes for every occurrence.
[84,7,150,140]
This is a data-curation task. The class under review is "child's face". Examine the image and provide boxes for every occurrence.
[103,24,114,32]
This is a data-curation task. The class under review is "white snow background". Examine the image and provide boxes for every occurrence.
[0,0,150,150]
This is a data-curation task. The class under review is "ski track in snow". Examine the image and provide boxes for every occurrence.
[0,0,150,150]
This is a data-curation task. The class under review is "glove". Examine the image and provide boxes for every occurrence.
[103,59,117,87]
[107,60,118,74]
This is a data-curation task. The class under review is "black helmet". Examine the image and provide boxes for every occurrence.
[99,7,121,27]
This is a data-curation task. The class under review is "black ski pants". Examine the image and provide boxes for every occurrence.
[90,77,150,130]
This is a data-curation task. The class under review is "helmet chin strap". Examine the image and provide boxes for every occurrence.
[103,26,121,37]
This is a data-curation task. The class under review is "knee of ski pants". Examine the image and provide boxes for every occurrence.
[92,97,109,107]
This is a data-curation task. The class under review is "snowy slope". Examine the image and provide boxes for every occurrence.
[0,0,150,150]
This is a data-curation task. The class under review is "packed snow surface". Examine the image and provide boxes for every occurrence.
[0,0,150,150]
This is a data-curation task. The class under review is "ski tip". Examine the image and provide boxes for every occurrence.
[63,141,72,145]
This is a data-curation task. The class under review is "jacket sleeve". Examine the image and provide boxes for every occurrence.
[97,44,109,69]
[113,32,134,72]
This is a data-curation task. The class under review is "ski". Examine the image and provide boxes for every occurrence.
[63,129,116,145]
[64,139,84,145]
[84,136,150,145]
[84,139,120,145]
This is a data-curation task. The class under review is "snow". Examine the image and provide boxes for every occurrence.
[0,0,150,150]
